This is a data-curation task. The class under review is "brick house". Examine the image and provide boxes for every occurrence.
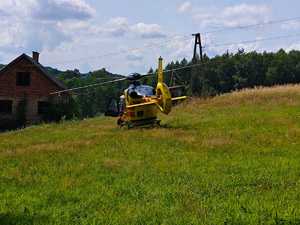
[0,52,67,129]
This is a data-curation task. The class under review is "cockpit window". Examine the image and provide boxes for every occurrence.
[128,85,155,97]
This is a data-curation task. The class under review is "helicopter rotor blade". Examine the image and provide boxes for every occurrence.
[50,72,156,96]
[126,73,154,81]
[50,77,128,95]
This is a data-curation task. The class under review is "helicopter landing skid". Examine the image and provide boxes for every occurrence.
[118,118,161,129]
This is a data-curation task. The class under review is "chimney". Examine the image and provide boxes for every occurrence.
[32,51,40,63]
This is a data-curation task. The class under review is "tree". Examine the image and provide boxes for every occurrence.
[47,49,300,121]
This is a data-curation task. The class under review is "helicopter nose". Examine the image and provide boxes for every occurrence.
[129,91,139,98]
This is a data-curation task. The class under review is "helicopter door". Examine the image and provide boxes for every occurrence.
[119,95,125,115]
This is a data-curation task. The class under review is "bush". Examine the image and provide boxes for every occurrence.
[0,118,18,131]
[43,97,79,122]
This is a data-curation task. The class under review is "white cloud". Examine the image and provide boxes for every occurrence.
[0,11,8,18]
[104,17,130,36]
[0,0,167,73]
[193,3,271,28]
[286,42,300,51]
[126,50,144,61]
[0,30,13,47]
[57,20,91,35]
[31,0,95,21]
[222,4,269,18]
[76,18,167,39]
[131,23,166,39]
[177,1,192,13]
[281,21,300,30]
[0,0,96,62]
[0,0,35,17]
[164,36,194,59]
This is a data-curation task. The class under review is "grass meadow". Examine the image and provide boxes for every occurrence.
[1,85,300,224]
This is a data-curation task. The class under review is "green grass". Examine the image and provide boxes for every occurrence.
[1,85,300,225]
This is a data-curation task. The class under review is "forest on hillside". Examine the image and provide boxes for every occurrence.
[2,49,299,121]
[50,49,300,119]
[162,49,300,96]
[45,67,125,119]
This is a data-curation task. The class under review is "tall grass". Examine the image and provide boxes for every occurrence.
[1,85,300,224]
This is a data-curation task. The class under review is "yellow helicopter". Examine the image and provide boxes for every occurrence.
[51,57,187,128]
[117,57,187,128]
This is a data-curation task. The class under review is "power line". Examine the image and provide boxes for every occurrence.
[206,33,300,48]
[45,35,191,65]
[45,16,300,67]
[203,16,300,35]
[50,35,300,96]
[51,55,230,95]
[48,23,300,95]
[50,64,202,95]
[50,77,128,95]
[51,32,300,95]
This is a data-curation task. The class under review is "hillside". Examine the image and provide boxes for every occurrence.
[0,64,123,80]
[1,85,300,224]
[44,67,124,81]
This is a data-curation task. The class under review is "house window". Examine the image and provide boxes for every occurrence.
[0,100,13,114]
[38,101,50,115]
[16,72,31,86]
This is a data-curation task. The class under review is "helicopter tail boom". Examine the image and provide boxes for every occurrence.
[172,96,188,101]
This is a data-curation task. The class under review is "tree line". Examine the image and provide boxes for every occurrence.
[46,67,127,119]
[163,49,300,96]
[49,49,300,119]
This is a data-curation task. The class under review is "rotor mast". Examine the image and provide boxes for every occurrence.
[158,56,163,83]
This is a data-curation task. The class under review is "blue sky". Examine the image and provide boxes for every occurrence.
[0,0,300,74]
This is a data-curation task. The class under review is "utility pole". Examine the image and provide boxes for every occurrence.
[192,33,203,63]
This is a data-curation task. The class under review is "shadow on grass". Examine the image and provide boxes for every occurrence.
[159,123,192,130]
[0,212,49,225]
[224,215,300,225]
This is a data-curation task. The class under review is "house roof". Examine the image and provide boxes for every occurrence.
[0,53,67,90]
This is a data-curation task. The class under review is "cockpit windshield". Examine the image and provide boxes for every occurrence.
[127,84,155,97]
